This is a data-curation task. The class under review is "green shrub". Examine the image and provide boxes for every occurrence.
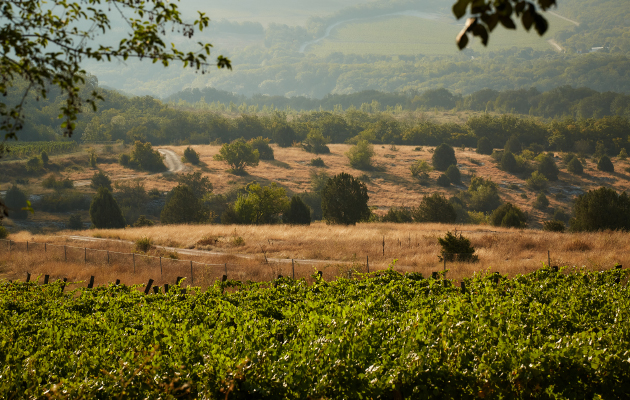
[67,214,83,230]
[4,185,28,220]
[40,151,49,165]
[619,148,628,160]
[42,174,73,190]
[272,123,296,148]
[543,220,566,232]
[133,215,155,227]
[570,187,630,232]
[119,153,131,167]
[0,225,8,239]
[135,237,152,253]
[284,195,311,225]
[432,143,457,171]
[90,187,126,229]
[249,137,274,160]
[445,165,461,184]
[346,140,374,170]
[504,135,521,154]
[490,203,527,228]
[309,157,326,167]
[89,152,98,168]
[500,151,518,173]
[161,185,208,224]
[26,156,43,173]
[322,172,370,225]
[130,141,166,172]
[214,139,259,174]
[533,192,549,210]
[567,157,583,174]
[231,182,289,225]
[466,177,502,212]
[182,146,201,164]
[537,154,559,180]
[303,131,330,154]
[436,174,451,187]
[526,171,548,191]
[90,171,112,191]
[437,230,478,262]
[476,137,493,155]
[177,172,213,199]
[36,191,90,212]
[413,193,457,223]
[381,207,413,223]
[597,155,614,173]
[553,208,571,223]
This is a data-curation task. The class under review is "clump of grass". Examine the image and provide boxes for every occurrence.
[135,237,152,253]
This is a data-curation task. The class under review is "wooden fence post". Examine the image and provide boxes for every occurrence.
[43,275,49,284]
[64,245,66,261]
[221,275,227,282]
[133,253,135,273]
[548,250,551,268]
[292,259,294,279]
[460,281,466,293]
[432,272,438,279]
[382,236,385,256]
[160,257,162,276]
[153,286,159,294]
[61,278,67,292]
[164,284,169,293]
[176,276,183,286]
[84,247,86,264]
[26,272,31,282]
[115,279,120,285]
[144,279,154,295]
[367,255,369,273]
[87,276,95,289]
[190,260,193,285]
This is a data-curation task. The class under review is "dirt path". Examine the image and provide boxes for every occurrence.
[158,148,185,173]
[548,11,580,27]
[547,39,564,52]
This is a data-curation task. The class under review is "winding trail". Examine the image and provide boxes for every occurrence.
[158,148,185,173]
[548,11,580,27]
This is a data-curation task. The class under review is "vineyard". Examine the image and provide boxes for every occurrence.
[3,141,78,159]
[1,266,629,398]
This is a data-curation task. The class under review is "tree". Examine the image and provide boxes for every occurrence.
[4,185,28,220]
[533,192,549,209]
[571,187,630,232]
[490,203,527,228]
[526,171,548,191]
[177,172,213,199]
[446,165,462,185]
[249,137,274,160]
[67,214,83,230]
[414,193,457,223]
[272,123,296,148]
[1,0,230,154]
[597,155,615,173]
[284,195,312,225]
[214,139,259,174]
[466,176,502,212]
[90,187,126,229]
[567,157,583,174]
[537,154,559,180]
[432,143,457,171]
[438,230,478,262]
[231,182,289,224]
[500,151,518,173]
[346,140,375,170]
[130,141,166,172]
[504,135,521,154]
[436,174,451,187]
[161,185,207,224]
[303,130,330,154]
[40,151,49,166]
[90,171,112,192]
[476,137,493,155]
[183,147,200,165]
[321,172,370,225]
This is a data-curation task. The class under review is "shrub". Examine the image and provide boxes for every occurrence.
[619,148,628,160]
[504,135,521,154]
[413,193,457,223]
[177,172,213,199]
[567,157,583,174]
[36,191,90,212]
[309,157,326,167]
[231,183,290,225]
[526,171,548,191]
[500,151,518,173]
[303,131,330,154]
[466,177,502,212]
[410,160,432,179]
[42,174,73,190]
[381,207,413,223]
[597,155,614,173]
[570,187,630,232]
[90,187,126,229]
[119,153,131,167]
[0,225,8,239]
[135,237,152,253]
[346,140,374,170]
[490,203,527,228]
[543,220,566,232]
[476,137,493,155]
[67,214,83,230]
[284,195,311,225]
[432,143,457,171]
[437,230,478,262]
[533,192,549,210]
[90,171,112,191]
[249,137,274,160]
[214,139,260,174]
[272,123,296,148]
[445,165,461,184]
[113,180,151,225]
[40,151,49,165]
[134,215,155,227]
[321,172,370,225]
[537,154,559,180]
[182,146,201,164]
[4,185,28,220]
[553,208,571,223]
[161,185,208,224]
[436,174,451,187]
[26,156,43,173]
[130,141,166,172]
[89,152,98,168]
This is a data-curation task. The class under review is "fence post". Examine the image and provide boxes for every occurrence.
[61,278,67,292]
[64,245,66,261]
[382,236,385,256]
[160,257,162,276]
[107,251,109,265]
[367,255,369,273]
[548,250,550,268]
[115,279,120,285]
[190,260,193,285]
[144,279,154,295]
[84,247,87,264]
[87,276,95,289]
[26,272,31,282]
[224,263,227,276]
[164,284,169,293]
[292,259,295,279]
[44,275,49,284]
[26,241,28,253]
[133,253,135,273]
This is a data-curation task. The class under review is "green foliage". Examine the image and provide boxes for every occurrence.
[214,139,260,173]
[553,208,571,223]
[249,137,274,160]
[619,148,628,160]
[232,182,289,225]
[161,185,208,225]
[4,185,28,220]
[567,156,584,174]
[500,151,518,173]
[130,141,166,172]
[476,137,493,155]
[118,153,130,167]
[436,173,451,187]
[413,193,457,223]
[176,172,213,199]
[114,180,151,226]
[67,214,83,230]
[135,237,152,253]
[310,171,330,194]
[533,192,550,210]
[537,154,559,181]
[437,230,478,262]
[284,195,312,225]
[42,174,73,190]
[571,187,630,232]
[272,122,296,148]
[526,171,549,191]
[465,176,502,212]
[490,203,527,228]
[40,150,48,165]
[346,140,374,170]
[90,187,126,229]
[597,155,615,173]
[381,207,413,223]
[322,172,371,225]
[182,146,200,165]
[25,156,43,173]
[303,131,330,154]
[0,225,8,239]
[410,160,432,184]
[2,142,78,160]
[431,143,457,171]
[543,220,566,232]
[299,191,324,221]
[89,152,97,168]
[445,164,461,185]
[90,171,112,192]
[308,157,326,167]
[36,191,90,213]
[133,215,155,227]
[503,135,521,154]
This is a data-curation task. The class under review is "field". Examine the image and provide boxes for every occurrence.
[1,267,628,398]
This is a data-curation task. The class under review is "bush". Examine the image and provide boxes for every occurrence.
[42,174,73,190]
[284,195,311,225]
[432,143,457,171]
[40,151,49,165]
[533,192,549,210]
[597,155,614,173]
[299,191,323,221]
[570,187,630,231]
[413,193,457,223]
[526,171,548,191]
[619,148,628,160]
[177,172,213,199]
[437,230,478,262]
[500,151,518,173]
[322,172,371,225]
[182,146,201,164]
[90,187,126,229]
[0,225,8,239]
[26,156,43,173]
[231,182,289,225]
[504,135,521,154]
[445,165,461,185]
[130,141,166,172]
[89,152,97,168]
[135,237,152,253]
[4,185,28,220]
[567,157,583,174]
[543,220,566,232]
[537,154,559,180]
[36,191,90,212]
[466,177,502,212]
[214,139,259,174]
[346,140,374,170]
[476,137,493,155]
[410,160,432,181]
[490,203,527,228]
[381,207,413,223]
[272,123,296,148]
[161,185,208,224]
[303,131,330,154]
[436,174,451,187]
[553,208,571,223]
[134,215,155,227]
[90,171,112,191]
[67,214,83,230]
[309,157,326,167]
[119,153,131,167]
[249,137,274,160]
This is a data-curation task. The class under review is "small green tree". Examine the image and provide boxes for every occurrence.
[500,151,518,173]
[619,148,628,160]
[177,172,213,199]
[438,230,478,262]
[567,157,583,174]
[476,137,493,155]
[133,215,155,227]
[597,155,614,173]
[214,139,260,174]
[381,207,414,223]
[321,172,371,225]
[432,143,457,171]
[90,171,112,192]
[130,141,166,172]
[570,187,630,232]
[26,156,43,173]
[526,171,548,191]
[249,137,274,160]
[160,185,207,224]
[543,220,565,232]
[490,203,527,228]
[445,164,461,184]
[466,177,502,212]
[410,160,432,184]
[413,193,457,223]
[4,185,29,220]
[89,152,98,168]
[533,192,549,210]
[436,174,451,187]
[504,135,521,154]
[272,123,296,148]
[537,154,559,181]
[90,187,126,229]
[67,214,83,230]
[182,146,200,165]
[231,182,290,225]
[284,195,311,225]
[303,130,330,154]
[40,151,49,166]
[346,140,375,170]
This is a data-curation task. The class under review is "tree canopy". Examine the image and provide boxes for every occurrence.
[321,172,370,225]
